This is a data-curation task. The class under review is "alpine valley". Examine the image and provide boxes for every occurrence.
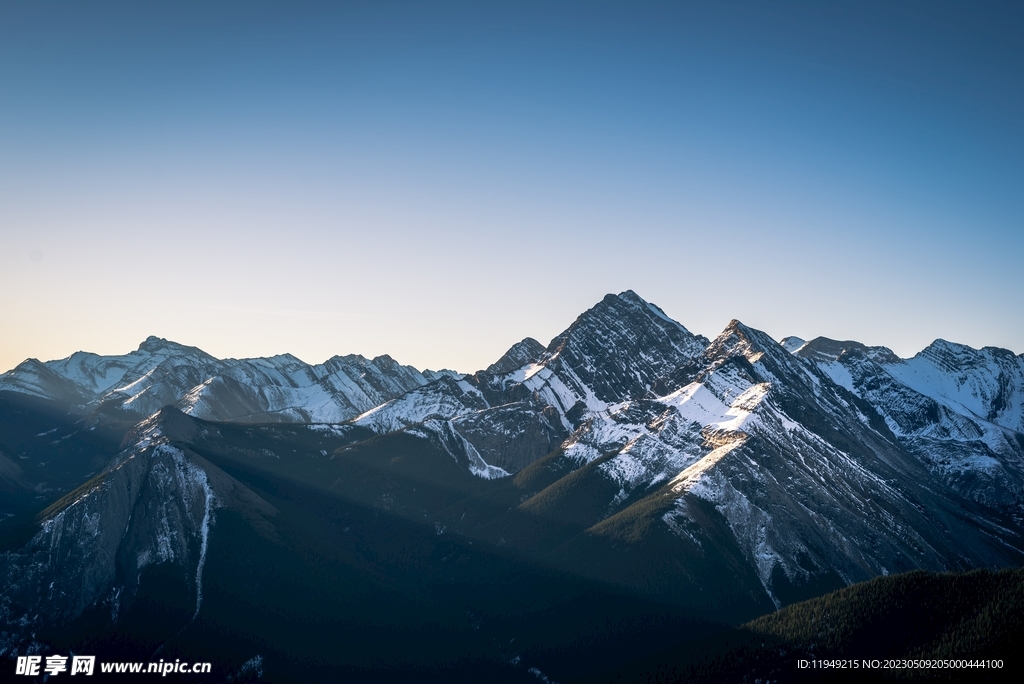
[1,291,1022,682]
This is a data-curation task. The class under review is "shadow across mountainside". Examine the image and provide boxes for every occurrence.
[38,429,727,683]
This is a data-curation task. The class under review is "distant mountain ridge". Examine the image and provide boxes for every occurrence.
[2,290,1022,678]
[0,336,454,427]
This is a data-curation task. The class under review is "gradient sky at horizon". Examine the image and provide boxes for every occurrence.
[2,0,1022,374]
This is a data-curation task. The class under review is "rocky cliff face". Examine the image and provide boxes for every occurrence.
[537,291,709,405]
[0,408,275,649]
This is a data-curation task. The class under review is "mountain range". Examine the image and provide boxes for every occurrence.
[2,290,1021,681]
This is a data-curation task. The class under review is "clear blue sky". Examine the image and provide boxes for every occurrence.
[2,1,1022,373]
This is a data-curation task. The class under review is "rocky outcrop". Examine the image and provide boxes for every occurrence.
[0,408,275,644]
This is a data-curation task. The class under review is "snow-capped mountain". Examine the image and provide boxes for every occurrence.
[2,290,1022,662]
[0,337,452,426]
[353,291,708,473]
[344,293,1024,604]
[789,336,1024,508]
[652,321,1017,603]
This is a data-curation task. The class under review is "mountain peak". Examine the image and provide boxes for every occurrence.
[779,336,807,353]
[915,338,1023,374]
[795,337,900,364]
[556,291,698,342]
[701,320,781,368]
[917,338,1021,362]
[915,339,982,370]
[540,291,707,402]
[133,338,225,368]
[323,353,372,367]
[137,336,186,353]
[720,319,760,342]
[603,290,678,323]
[609,289,644,305]
[487,337,545,375]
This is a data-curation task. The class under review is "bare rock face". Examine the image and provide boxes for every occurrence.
[0,408,273,645]
[793,336,900,364]
[453,400,567,473]
[486,338,545,375]
[540,291,709,404]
